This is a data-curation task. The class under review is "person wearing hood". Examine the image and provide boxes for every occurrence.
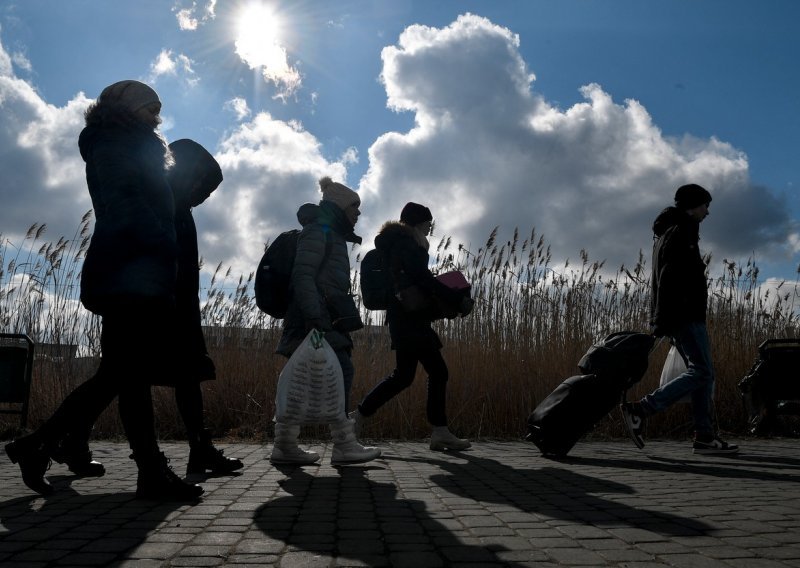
[43,139,244,477]
[5,81,204,500]
[621,184,739,455]
[350,202,474,451]
[270,177,381,466]
[166,139,243,474]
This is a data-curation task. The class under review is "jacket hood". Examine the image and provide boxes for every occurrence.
[652,206,696,237]
[167,139,223,207]
[375,221,417,251]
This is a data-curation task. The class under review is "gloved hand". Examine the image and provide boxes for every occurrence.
[305,318,323,333]
[458,296,475,317]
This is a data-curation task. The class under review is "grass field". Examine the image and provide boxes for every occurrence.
[2,219,798,443]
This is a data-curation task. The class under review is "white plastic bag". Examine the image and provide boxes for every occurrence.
[275,329,345,425]
[659,345,690,403]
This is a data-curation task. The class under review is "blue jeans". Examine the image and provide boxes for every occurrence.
[641,322,715,435]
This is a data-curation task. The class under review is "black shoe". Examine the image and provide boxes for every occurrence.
[187,444,243,475]
[693,436,739,455]
[5,439,54,495]
[135,452,204,502]
[51,448,106,477]
[620,403,647,449]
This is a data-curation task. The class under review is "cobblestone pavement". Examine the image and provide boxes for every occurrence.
[1,437,799,567]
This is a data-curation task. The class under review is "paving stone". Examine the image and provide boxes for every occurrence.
[1,439,799,567]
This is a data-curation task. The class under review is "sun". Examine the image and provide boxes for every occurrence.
[234,3,287,72]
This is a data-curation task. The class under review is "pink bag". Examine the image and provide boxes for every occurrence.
[436,270,470,291]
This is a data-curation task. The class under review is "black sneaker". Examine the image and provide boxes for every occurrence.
[693,436,739,455]
[620,403,646,449]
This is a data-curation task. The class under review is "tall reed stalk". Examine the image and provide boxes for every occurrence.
[2,218,798,442]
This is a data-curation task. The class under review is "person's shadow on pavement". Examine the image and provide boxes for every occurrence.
[253,466,530,567]
[0,475,186,565]
[397,451,713,537]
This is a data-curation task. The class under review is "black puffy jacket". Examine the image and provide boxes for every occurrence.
[79,120,177,315]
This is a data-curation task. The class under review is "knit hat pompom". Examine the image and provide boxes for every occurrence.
[400,202,433,227]
[99,80,161,113]
[319,176,360,210]
[674,184,712,210]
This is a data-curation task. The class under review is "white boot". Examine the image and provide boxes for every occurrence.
[347,409,365,436]
[329,418,381,465]
[270,423,320,465]
[430,426,471,451]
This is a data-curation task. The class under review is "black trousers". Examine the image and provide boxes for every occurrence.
[357,347,449,427]
[36,300,183,459]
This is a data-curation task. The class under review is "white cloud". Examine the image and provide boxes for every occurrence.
[224,97,251,121]
[0,72,91,246]
[357,13,798,276]
[147,49,196,85]
[193,112,351,277]
[0,11,796,303]
[173,0,217,31]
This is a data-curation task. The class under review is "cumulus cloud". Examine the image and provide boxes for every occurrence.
[192,112,351,277]
[0,41,91,246]
[356,13,798,276]
[1,11,796,300]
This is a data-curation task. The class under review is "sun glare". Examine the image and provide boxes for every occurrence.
[235,3,287,72]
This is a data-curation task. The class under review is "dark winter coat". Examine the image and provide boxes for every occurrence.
[375,221,462,351]
[169,147,223,382]
[650,206,708,335]
[276,200,363,357]
[79,118,177,316]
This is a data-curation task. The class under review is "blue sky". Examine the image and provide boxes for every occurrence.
[1,0,798,300]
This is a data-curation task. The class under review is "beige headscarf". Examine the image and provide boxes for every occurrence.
[98,80,160,113]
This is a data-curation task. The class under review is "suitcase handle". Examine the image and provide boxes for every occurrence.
[758,338,800,355]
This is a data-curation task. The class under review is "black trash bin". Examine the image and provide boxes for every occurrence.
[0,333,35,429]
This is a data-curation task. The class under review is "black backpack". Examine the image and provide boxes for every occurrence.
[254,229,331,318]
[360,248,393,310]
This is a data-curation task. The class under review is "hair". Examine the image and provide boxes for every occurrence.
[84,101,173,169]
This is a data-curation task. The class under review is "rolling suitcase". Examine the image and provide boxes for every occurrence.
[526,331,657,457]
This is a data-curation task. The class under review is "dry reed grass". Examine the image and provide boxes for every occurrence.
[1,218,798,443]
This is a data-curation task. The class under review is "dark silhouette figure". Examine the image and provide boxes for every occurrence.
[621,184,738,455]
[4,80,202,501]
[351,202,474,450]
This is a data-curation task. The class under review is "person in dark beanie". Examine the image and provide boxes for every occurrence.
[351,202,474,451]
[269,177,381,466]
[5,80,204,500]
[621,183,739,454]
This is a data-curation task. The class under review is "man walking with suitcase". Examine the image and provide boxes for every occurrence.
[621,184,739,455]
